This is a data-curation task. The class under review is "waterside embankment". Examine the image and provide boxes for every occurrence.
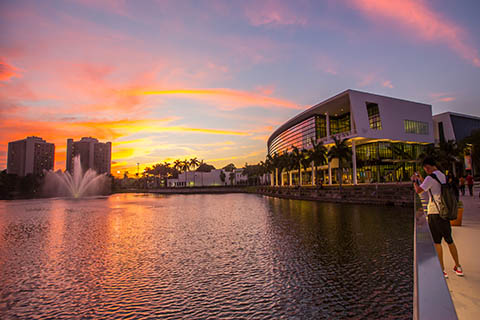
[254,184,414,206]
[123,183,414,206]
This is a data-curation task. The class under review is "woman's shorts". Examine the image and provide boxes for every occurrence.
[428,214,453,244]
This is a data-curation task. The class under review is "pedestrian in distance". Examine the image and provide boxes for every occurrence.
[411,156,464,278]
[466,173,474,196]
[459,176,465,196]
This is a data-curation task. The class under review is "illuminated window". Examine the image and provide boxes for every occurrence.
[330,113,350,135]
[316,115,327,138]
[404,120,428,135]
[366,102,382,130]
[268,116,316,155]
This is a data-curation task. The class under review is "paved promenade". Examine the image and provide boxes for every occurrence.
[443,190,480,320]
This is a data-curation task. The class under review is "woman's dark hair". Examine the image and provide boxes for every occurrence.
[422,156,436,167]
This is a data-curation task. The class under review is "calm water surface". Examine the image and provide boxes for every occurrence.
[0,193,413,319]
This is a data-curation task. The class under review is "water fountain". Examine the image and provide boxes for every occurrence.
[43,156,110,198]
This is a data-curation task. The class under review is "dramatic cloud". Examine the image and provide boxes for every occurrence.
[136,88,302,110]
[0,59,21,81]
[351,0,480,67]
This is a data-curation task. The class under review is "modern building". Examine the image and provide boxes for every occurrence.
[66,137,112,174]
[267,89,434,185]
[433,112,480,144]
[7,136,55,176]
[167,169,249,187]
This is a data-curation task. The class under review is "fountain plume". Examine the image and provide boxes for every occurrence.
[43,156,110,198]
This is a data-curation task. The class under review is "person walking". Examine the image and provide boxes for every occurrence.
[412,157,464,278]
[466,173,474,196]
[459,176,466,196]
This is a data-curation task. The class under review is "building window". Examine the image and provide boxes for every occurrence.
[268,116,316,155]
[316,115,327,139]
[330,113,351,135]
[366,102,382,130]
[404,120,429,135]
[438,122,445,143]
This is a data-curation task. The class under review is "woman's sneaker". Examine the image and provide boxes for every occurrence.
[454,266,464,276]
[443,271,448,279]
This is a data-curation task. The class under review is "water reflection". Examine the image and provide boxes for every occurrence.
[0,194,412,319]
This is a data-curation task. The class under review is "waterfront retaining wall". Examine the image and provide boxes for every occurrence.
[121,183,414,206]
[253,183,414,206]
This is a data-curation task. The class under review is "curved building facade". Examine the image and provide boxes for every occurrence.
[267,89,434,185]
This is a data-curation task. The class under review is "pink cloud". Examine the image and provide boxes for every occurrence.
[255,85,275,96]
[0,59,21,81]
[351,0,480,67]
[430,92,456,103]
[244,0,307,27]
[382,80,394,89]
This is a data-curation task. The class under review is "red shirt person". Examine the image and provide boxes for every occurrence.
[466,174,474,196]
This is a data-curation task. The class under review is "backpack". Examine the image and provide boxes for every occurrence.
[428,173,458,221]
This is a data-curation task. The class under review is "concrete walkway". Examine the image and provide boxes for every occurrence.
[442,189,480,320]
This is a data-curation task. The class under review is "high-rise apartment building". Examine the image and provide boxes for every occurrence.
[66,137,111,174]
[7,136,55,176]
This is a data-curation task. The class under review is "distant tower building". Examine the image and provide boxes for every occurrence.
[66,137,112,174]
[7,136,55,176]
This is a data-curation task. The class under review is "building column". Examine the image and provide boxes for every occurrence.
[326,113,330,138]
[299,168,302,186]
[289,171,293,186]
[328,161,332,185]
[352,140,357,185]
[311,162,316,186]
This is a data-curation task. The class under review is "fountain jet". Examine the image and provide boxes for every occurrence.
[43,156,110,198]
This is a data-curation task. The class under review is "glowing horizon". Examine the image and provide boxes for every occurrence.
[1,0,479,175]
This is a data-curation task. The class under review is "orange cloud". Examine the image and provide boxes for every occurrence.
[430,92,456,103]
[136,88,302,110]
[382,80,394,89]
[0,59,21,81]
[352,0,480,67]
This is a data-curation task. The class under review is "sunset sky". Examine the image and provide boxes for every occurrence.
[1,0,480,175]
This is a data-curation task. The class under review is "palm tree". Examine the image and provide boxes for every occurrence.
[285,150,297,186]
[271,153,282,186]
[189,157,200,171]
[173,159,182,172]
[438,140,460,176]
[300,149,312,185]
[181,159,190,173]
[327,137,351,187]
[309,138,328,186]
[391,144,415,181]
[291,146,303,186]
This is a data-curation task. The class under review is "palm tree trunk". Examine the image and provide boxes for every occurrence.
[338,164,342,187]
[312,162,316,186]
[298,167,302,186]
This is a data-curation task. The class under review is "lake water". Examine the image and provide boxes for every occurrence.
[0,193,413,319]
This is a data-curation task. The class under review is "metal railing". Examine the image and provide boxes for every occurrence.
[413,193,458,320]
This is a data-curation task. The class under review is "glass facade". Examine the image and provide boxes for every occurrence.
[355,142,428,183]
[450,114,480,141]
[330,113,350,135]
[366,102,382,130]
[404,120,429,135]
[269,116,316,156]
[315,115,327,139]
